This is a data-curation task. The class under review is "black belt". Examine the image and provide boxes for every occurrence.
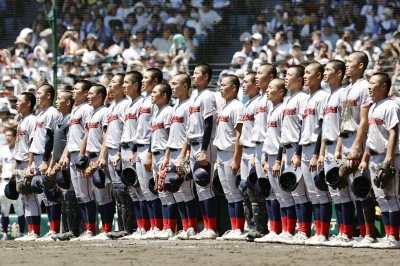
[325,140,334,146]
[255,142,262,146]
[243,145,253,149]
[121,142,132,149]
[153,151,161,156]
[169,148,178,152]
[16,160,22,165]
[302,143,312,147]
[136,144,146,147]
[217,148,223,152]
[3,178,10,181]
[89,152,98,158]
[189,140,200,146]
[284,144,293,149]
[369,149,379,156]
[339,132,352,139]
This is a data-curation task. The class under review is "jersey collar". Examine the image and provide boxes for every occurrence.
[246,93,260,106]
[156,104,170,115]
[178,98,190,106]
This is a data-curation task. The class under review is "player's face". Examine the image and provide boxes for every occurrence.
[142,71,154,94]
[16,95,28,113]
[323,63,337,84]
[36,87,48,107]
[303,66,319,87]
[368,75,384,99]
[242,75,256,96]
[72,83,87,102]
[220,77,235,100]
[192,67,207,88]
[123,76,135,96]
[55,94,67,112]
[87,88,98,106]
[255,65,270,89]
[151,86,163,105]
[266,80,281,102]
[5,131,15,145]
[345,54,361,76]
[109,75,123,96]
[285,68,298,90]
[171,76,184,97]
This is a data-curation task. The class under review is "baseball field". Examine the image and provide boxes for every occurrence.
[0,239,395,266]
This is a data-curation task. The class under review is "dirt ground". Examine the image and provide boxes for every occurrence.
[0,239,396,266]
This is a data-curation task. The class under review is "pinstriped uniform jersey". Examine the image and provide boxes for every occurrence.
[251,93,272,143]
[104,97,130,149]
[67,102,93,152]
[29,106,59,155]
[87,105,108,153]
[322,86,345,142]
[120,96,144,144]
[13,113,36,161]
[263,102,284,155]
[239,94,260,147]
[151,105,173,152]
[167,98,190,149]
[134,95,158,145]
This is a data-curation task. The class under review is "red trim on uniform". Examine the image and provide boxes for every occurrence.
[52,220,60,233]
[102,223,113,233]
[314,220,320,235]
[236,218,245,232]
[188,218,197,230]
[359,224,366,237]
[281,216,287,232]
[208,217,217,232]
[275,221,282,234]
[384,225,391,237]
[320,221,330,238]
[87,223,96,235]
[181,218,188,231]
[230,218,236,230]
[365,222,376,239]
[32,224,40,235]
[287,218,297,235]
[342,224,353,239]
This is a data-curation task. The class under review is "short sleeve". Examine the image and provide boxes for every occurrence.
[298,97,306,121]
[234,104,244,128]
[83,106,94,126]
[317,94,328,120]
[46,111,59,131]
[360,86,373,109]
[385,105,400,131]
[201,93,217,119]
[164,108,172,129]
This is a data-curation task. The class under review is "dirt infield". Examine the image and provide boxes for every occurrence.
[0,239,395,266]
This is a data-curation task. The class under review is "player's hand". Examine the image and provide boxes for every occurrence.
[349,147,361,168]
[160,157,169,170]
[309,155,318,172]
[358,160,368,174]
[198,150,208,166]
[176,155,184,174]
[230,158,240,176]
[128,151,136,165]
[317,155,325,168]
[12,168,17,178]
[333,150,342,163]
[113,153,121,168]
[98,158,107,169]
[263,161,269,175]
[291,154,301,170]
[39,161,49,175]
[250,156,255,167]
[144,153,153,172]
[28,163,35,175]
[61,156,70,168]
[272,161,281,178]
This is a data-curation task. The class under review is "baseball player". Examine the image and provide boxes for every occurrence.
[299,62,330,245]
[0,128,25,240]
[334,51,375,247]
[179,63,218,240]
[360,73,400,248]
[62,80,96,241]
[28,84,61,241]
[13,92,39,241]
[80,84,114,241]
[97,73,132,239]
[256,78,287,243]
[318,60,354,247]
[166,73,197,240]
[129,68,161,240]
[239,71,259,234]
[213,75,245,240]
[274,65,310,244]
[118,71,148,241]
[149,83,176,240]
[45,90,82,241]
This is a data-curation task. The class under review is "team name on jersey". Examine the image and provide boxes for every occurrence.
[17,130,27,136]
[216,116,229,125]
[138,107,151,117]
[34,121,44,129]
[69,118,81,126]
[282,108,296,120]
[255,106,266,114]
[107,114,118,123]
[88,122,99,129]
[368,117,384,126]
[124,113,137,122]
[343,99,358,107]
[242,113,255,121]
[302,108,316,119]
[170,116,184,124]
[267,121,278,128]
[152,123,165,132]
[323,106,338,116]
[189,106,201,115]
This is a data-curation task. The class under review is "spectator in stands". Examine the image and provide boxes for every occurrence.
[263,39,278,64]
[374,7,397,42]
[80,9,94,41]
[293,3,310,40]
[58,29,79,55]
[267,5,284,37]
[186,7,207,45]
[117,0,134,22]
[322,23,339,51]
[252,33,263,54]
[361,37,381,69]
[19,28,34,49]
[122,35,143,64]
[318,5,335,28]
[76,33,104,62]
[170,34,188,72]
[107,26,128,49]
[252,12,267,35]
[91,16,111,46]
[62,12,73,28]
[133,2,149,29]
[14,37,32,58]
[104,3,122,31]
[275,31,292,60]
[300,12,320,45]
[231,51,248,71]
[152,26,172,54]
[147,14,161,41]
[199,0,222,32]
[135,28,150,49]
[183,26,198,61]
[334,41,349,62]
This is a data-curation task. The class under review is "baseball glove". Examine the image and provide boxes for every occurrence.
[181,156,191,180]
[339,153,361,179]
[17,173,33,195]
[84,161,99,178]
[155,168,168,192]
[373,162,396,189]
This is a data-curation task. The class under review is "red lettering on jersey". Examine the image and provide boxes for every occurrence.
[124,113,137,122]
[87,122,99,129]
[189,106,201,115]
[69,118,82,126]
[369,117,385,126]
[323,106,338,116]
[107,114,118,124]
[17,130,27,137]
[170,116,184,124]
[216,116,229,125]
[255,106,266,114]
[138,107,151,117]
[267,121,278,128]
[302,108,316,119]
[282,108,296,120]
[152,123,165,132]
[343,99,358,108]
[242,113,255,122]
[34,122,44,130]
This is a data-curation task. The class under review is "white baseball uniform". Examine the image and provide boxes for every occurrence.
[322,86,352,204]
[299,89,330,205]
[263,102,293,207]
[366,98,400,212]
[120,96,145,202]
[167,98,195,203]
[151,105,174,205]
[240,94,260,180]
[251,92,272,177]
[280,90,309,204]
[187,88,218,201]
[86,105,113,206]
[104,97,131,184]
[67,102,94,204]
[134,95,158,202]
[214,99,243,203]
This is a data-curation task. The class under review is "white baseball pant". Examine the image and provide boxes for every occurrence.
[136,145,158,201]
[217,150,241,203]
[89,154,113,205]
[17,161,41,217]
[285,145,309,204]
[69,152,94,203]
[121,144,144,202]
[240,146,254,180]
[267,154,294,207]
[0,179,24,216]
[153,151,176,205]
[170,149,195,203]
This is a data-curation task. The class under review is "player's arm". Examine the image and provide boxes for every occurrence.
[80,127,89,157]
[292,121,303,169]
[359,149,370,173]
[176,140,188,173]
[199,116,213,166]
[28,152,34,174]
[334,136,343,162]
[384,123,399,164]
[144,140,153,172]
[309,119,323,172]
[161,128,171,170]
[98,128,109,169]
[12,160,17,178]
[231,123,243,175]
[40,129,54,174]
[318,134,326,168]
[350,104,372,157]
